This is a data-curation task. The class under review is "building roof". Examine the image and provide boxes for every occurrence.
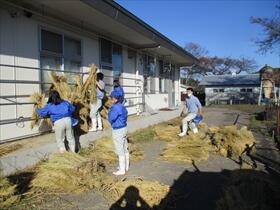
[199,74,260,86]
[4,0,198,65]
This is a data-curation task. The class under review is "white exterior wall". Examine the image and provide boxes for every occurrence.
[144,93,168,110]
[0,7,181,141]
[0,8,101,141]
[0,8,40,141]
[174,68,180,107]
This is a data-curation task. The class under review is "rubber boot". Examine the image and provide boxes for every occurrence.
[125,153,130,171]
[97,116,103,131]
[69,144,76,153]
[178,123,187,137]
[113,156,126,175]
[89,119,97,132]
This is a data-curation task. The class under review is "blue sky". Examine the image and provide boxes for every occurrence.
[116,0,280,70]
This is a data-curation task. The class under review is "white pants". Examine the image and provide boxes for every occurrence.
[182,113,197,133]
[90,98,102,120]
[54,117,75,152]
[112,127,129,156]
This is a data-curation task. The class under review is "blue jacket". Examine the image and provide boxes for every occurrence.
[108,102,128,130]
[37,100,76,123]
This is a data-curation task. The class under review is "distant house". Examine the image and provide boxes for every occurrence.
[199,74,260,106]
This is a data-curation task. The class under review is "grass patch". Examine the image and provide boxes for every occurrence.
[128,126,157,143]
[249,114,263,129]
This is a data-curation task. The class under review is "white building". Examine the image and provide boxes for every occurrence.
[200,74,261,106]
[0,0,197,142]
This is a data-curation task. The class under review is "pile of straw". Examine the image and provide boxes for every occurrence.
[208,125,255,158]
[0,175,19,209]
[158,121,255,163]
[216,170,280,210]
[30,64,113,132]
[160,133,214,163]
[32,152,107,193]
[108,179,170,209]
[81,136,144,162]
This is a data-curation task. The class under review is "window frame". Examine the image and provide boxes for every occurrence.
[99,38,123,78]
[39,27,82,91]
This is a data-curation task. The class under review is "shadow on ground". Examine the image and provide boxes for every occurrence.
[110,168,280,210]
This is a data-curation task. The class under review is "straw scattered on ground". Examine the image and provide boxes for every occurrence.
[0,175,19,209]
[80,136,144,162]
[0,143,23,157]
[32,152,108,193]
[108,179,170,209]
[160,132,214,163]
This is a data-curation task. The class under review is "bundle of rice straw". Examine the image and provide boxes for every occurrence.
[0,175,19,209]
[209,125,255,158]
[160,133,214,163]
[108,179,170,209]
[32,152,107,193]
[30,92,52,128]
[30,64,113,132]
[216,170,280,210]
[158,120,255,163]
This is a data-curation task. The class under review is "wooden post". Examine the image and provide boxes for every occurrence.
[277,106,280,137]
[274,82,277,103]
[258,80,263,105]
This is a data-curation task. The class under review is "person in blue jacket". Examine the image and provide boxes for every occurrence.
[108,89,129,175]
[113,79,125,104]
[37,90,77,153]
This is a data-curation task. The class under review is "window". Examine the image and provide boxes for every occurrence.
[159,61,165,93]
[101,38,112,64]
[247,88,253,92]
[40,29,81,91]
[142,55,156,93]
[143,55,156,77]
[100,38,123,78]
[240,88,246,92]
[213,89,224,93]
[112,44,122,78]
[41,30,62,54]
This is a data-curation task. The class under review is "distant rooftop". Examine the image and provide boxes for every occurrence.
[200,74,260,86]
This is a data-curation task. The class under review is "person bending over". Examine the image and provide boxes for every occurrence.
[178,87,202,137]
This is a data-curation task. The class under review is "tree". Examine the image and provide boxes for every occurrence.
[183,42,257,77]
[250,5,280,54]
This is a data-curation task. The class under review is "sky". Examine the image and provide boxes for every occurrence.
[116,0,280,70]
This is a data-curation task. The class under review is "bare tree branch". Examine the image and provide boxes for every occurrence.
[250,5,280,54]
